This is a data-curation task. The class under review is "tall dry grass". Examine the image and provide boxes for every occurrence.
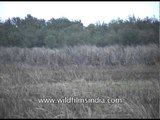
[0,44,159,66]
[0,78,159,118]
[0,45,159,118]
[0,63,159,118]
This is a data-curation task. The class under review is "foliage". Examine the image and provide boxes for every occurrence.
[0,14,159,48]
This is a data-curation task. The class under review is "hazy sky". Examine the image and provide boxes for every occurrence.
[0,2,159,26]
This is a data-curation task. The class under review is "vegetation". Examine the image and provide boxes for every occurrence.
[0,14,159,48]
[0,44,159,66]
[0,62,159,118]
[0,14,159,118]
[0,45,159,118]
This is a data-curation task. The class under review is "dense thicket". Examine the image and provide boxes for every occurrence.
[0,14,159,48]
[0,45,159,66]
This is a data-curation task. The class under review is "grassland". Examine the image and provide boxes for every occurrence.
[0,45,159,118]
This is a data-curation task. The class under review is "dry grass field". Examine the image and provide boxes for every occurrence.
[0,45,159,118]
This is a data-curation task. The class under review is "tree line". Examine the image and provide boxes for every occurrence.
[0,14,159,48]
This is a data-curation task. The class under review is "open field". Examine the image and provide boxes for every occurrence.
[0,45,159,118]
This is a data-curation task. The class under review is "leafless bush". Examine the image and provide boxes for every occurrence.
[0,44,159,66]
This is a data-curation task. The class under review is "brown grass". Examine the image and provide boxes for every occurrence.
[0,45,159,118]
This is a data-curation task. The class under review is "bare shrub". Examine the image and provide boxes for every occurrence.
[0,44,159,66]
